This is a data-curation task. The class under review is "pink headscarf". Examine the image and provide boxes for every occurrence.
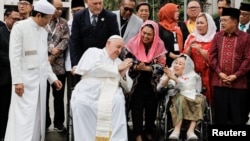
[126,20,167,63]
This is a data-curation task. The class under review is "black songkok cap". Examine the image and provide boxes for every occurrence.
[19,0,33,4]
[239,2,250,12]
[222,7,240,20]
[71,0,85,8]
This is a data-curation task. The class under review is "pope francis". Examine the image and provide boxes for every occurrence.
[71,35,133,141]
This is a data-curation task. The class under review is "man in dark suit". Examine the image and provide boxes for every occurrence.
[214,0,231,32]
[239,2,250,125]
[239,2,250,33]
[0,8,20,140]
[70,0,120,72]
[0,20,5,27]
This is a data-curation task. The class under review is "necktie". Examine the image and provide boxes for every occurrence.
[240,24,245,31]
[92,15,97,26]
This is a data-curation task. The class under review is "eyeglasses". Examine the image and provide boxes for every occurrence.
[43,15,52,20]
[55,7,63,11]
[11,17,21,21]
[219,18,230,23]
[188,6,200,10]
[123,7,134,12]
[240,12,250,17]
[18,2,31,6]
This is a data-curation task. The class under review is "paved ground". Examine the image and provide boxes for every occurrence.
[45,86,68,141]
[44,85,155,141]
[44,85,137,141]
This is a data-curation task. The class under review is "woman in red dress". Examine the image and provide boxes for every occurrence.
[183,12,216,103]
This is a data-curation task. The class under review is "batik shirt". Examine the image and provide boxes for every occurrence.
[45,17,70,75]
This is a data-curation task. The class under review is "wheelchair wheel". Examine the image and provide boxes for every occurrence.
[66,102,74,141]
[66,86,75,141]
[155,98,166,141]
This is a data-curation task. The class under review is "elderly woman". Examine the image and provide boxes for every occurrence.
[157,54,206,140]
[120,20,167,141]
[136,2,151,22]
[183,12,217,103]
[158,3,189,67]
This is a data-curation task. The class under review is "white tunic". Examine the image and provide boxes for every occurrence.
[5,18,57,141]
[158,71,202,100]
[71,48,130,141]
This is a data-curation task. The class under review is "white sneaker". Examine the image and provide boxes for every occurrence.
[246,119,250,125]
[187,132,198,141]
[168,131,180,140]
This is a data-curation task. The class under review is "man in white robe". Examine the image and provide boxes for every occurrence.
[4,1,62,141]
[71,35,133,141]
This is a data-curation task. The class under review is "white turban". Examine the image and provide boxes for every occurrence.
[34,0,55,15]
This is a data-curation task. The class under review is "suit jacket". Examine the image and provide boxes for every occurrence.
[0,26,11,85]
[70,8,120,67]
[247,26,250,34]
[112,10,143,43]
[214,16,220,32]
[245,25,250,85]
[0,20,5,27]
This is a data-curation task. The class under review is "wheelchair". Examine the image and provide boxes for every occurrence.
[66,87,74,141]
[66,75,81,141]
[155,87,213,141]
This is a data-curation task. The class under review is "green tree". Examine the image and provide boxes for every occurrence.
[104,0,120,10]
[103,0,210,21]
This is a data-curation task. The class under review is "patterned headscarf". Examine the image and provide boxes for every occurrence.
[126,20,167,63]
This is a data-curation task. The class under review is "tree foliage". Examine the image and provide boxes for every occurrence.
[104,0,120,10]
[103,0,210,21]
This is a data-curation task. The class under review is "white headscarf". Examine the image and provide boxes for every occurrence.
[192,13,217,42]
[170,54,202,99]
[170,54,195,76]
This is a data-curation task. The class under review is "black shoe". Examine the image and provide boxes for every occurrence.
[54,124,66,132]
[46,119,51,129]
[46,123,51,132]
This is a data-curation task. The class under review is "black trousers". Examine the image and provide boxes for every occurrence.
[247,75,250,123]
[130,83,157,136]
[46,74,66,127]
[214,86,247,125]
[0,84,12,139]
[65,71,73,103]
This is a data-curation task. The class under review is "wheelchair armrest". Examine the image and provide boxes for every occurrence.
[201,87,207,94]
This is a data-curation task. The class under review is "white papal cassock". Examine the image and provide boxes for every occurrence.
[71,47,132,141]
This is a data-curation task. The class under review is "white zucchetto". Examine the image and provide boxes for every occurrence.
[108,35,123,40]
[34,0,55,15]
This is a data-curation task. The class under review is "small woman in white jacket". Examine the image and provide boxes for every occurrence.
[157,54,206,140]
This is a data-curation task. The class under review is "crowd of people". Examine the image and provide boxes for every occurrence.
[0,0,250,141]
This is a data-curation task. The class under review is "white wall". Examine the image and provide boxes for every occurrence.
[206,0,243,16]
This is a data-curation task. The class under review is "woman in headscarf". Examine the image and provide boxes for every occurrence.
[157,54,206,140]
[183,12,217,103]
[158,3,189,67]
[120,20,167,141]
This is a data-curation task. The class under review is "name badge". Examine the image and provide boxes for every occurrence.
[174,43,179,51]
[49,43,55,48]
[25,50,37,56]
